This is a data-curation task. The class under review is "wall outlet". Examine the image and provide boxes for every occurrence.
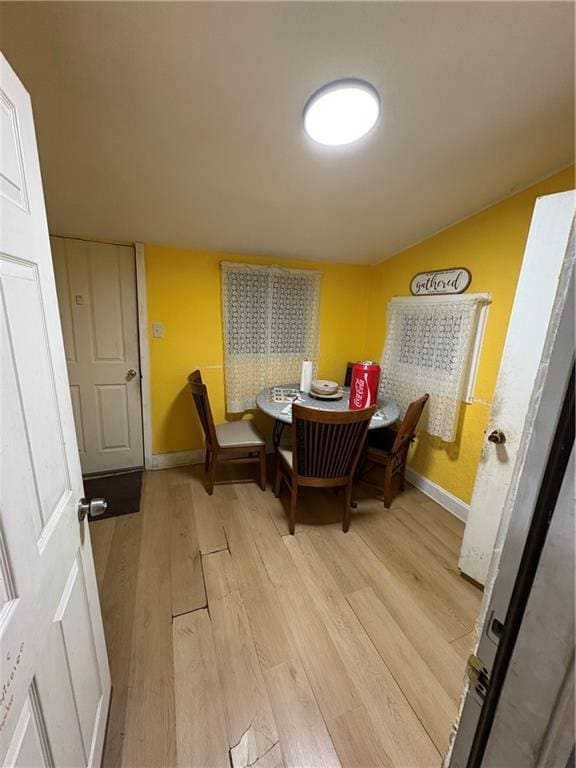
[152,322,164,339]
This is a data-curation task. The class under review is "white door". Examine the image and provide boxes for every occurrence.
[459,190,575,585]
[51,236,144,475]
[480,446,574,766]
[448,231,574,767]
[0,53,110,767]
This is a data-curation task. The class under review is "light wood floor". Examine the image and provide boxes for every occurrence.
[91,462,481,768]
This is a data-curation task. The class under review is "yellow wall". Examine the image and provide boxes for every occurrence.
[146,166,574,503]
[364,166,574,503]
[146,249,372,454]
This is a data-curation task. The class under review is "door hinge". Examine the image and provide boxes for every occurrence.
[467,654,490,699]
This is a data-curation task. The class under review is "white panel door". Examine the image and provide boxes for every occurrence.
[448,229,574,768]
[51,236,144,474]
[459,191,575,584]
[0,53,110,766]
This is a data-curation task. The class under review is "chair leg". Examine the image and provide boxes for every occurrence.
[274,460,283,497]
[399,460,407,492]
[383,463,394,508]
[343,483,353,532]
[259,447,267,491]
[289,485,298,535]
[204,449,211,472]
[207,451,217,495]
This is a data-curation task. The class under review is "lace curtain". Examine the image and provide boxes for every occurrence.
[378,295,490,442]
[221,262,321,413]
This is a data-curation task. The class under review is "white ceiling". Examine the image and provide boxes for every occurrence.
[1,2,574,264]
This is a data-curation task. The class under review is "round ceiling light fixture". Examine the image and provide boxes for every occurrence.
[303,79,380,147]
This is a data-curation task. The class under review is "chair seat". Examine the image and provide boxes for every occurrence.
[215,419,265,448]
[277,445,293,469]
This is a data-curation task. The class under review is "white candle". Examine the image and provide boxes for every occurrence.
[300,360,313,393]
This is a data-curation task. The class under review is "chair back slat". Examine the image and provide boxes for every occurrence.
[391,394,430,459]
[187,370,218,448]
[292,404,375,479]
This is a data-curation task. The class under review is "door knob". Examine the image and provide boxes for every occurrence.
[488,429,506,445]
[126,368,138,381]
[78,497,108,522]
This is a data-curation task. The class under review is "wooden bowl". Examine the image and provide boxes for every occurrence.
[311,379,339,396]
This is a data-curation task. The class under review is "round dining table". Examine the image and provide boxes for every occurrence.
[256,383,400,448]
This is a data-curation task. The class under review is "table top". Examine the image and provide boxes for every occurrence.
[256,384,400,429]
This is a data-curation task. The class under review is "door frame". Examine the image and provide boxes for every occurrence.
[50,236,153,471]
[135,242,153,469]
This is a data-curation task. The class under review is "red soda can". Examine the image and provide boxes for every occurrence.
[348,362,381,410]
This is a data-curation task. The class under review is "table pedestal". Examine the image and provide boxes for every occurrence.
[272,419,286,450]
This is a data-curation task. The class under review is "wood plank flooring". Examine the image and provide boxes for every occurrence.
[91,463,481,767]
[173,609,229,768]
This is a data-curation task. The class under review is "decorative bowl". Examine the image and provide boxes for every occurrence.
[311,379,339,396]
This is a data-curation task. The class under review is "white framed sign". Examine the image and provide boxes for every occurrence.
[410,267,471,296]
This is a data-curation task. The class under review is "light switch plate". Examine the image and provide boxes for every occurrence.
[152,322,164,339]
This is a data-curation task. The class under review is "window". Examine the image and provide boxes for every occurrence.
[221,262,321,412]
[379,294,490,442]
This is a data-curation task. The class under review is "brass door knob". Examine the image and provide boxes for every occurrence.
[126,368,138,381]
[488,429,506,444]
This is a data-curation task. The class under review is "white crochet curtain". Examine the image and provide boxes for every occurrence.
[221,262,321,413]
[379,295,490,442]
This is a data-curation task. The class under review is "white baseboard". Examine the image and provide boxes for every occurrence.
[149,452,469,523]
[149,449,204,470]
[405,467,470,523]
[148,442,276,471]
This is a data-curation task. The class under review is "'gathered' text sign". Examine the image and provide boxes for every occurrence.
[410,267,471,296]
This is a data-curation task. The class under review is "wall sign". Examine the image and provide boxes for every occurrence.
[410,267,471,296]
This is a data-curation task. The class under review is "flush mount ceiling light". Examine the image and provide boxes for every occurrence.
[303,79,380,147]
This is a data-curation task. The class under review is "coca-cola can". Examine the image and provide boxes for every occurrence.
[348,361,381,410]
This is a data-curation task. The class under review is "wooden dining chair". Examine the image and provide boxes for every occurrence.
[274,403,376,534]
[187,370,267,495]
[362,393,429,508]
